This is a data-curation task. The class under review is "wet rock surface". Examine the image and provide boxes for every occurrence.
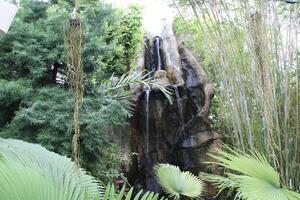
[111,24,221,199]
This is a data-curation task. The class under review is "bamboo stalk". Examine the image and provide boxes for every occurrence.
[173,0,300,190]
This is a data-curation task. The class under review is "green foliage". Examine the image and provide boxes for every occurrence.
[0,75,168,185]
[173,1,300,190]
[0,79,32,127]
[0,137,101,200]
[0,0,142,83]
[203,147,300,200]
[103,184,166,200]
[0,0,145,184]
[0,0,67,82]
[79,0,120,79]
[97,71,173,114]
[101,5,143,77]
[0,79,30,106]
[154,164,204,199]
[0,85,128,183]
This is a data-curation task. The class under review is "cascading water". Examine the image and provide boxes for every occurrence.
[174,85,184,130]
[144,36,163,159]
[155,37,162,71]
[119,26,220,198]
[144,89,150,161]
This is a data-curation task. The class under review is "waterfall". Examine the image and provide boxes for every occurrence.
[117,27,219,195]
[123,33,218,194]
[174,85,184,130]
[145,90,150,158]
[155,37,162,71]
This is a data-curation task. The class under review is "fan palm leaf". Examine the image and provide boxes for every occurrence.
[0,138,101,200]
[154,164,204,199]
[103,183,166,200]
[203,147,300,200]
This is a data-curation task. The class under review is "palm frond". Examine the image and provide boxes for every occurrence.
[208,147,280,186]
[154,163,204,199]
[98,71,149,96]
[0,138,101,200]
[103,183,166,200]
[233,176,300,200]
[148,81,173,105]
[203,147,300,200]
[97,71,173,114]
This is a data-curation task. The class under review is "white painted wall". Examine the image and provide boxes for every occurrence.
[0,0,18,35]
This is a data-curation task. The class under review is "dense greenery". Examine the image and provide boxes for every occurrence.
[0,0,66,82]
[0,0,143,82]
[101,5,143,77]
[0,0,142,184]
[0,85,129,182]
[1,0,299,199]
[0,138,166,200]
[172,0,300,192]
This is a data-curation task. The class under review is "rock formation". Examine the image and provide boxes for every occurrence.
[110,24,221,199]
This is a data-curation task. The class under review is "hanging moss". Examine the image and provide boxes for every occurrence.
[64,14,84,166]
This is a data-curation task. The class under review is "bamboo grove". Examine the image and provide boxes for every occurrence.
[173,0,300,191]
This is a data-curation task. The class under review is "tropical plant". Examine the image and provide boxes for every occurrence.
[0,137,101,200]
[0,0,145,184]
[202,147,300,200]
[172,0,300,190]
[102,5,143,76]
[103,183,166,200]
[0,84,128,184]
[97,71,173,113]
[154,164,204,199]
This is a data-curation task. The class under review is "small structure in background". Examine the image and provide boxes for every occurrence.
[0,0,18,36]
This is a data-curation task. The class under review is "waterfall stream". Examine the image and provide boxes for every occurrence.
[174,85,184,130]
[144,36,162,159]
[145,90,150,161]
[155,37,162,71]
[124,32,218,195]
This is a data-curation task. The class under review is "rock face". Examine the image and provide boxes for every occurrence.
[114,24,221,198]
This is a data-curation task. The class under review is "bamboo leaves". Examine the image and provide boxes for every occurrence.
[173,0,300,190]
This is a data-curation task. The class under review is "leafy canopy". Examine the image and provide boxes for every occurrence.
[0,0,143,184]
[0,0,143,83]
[0,85,129,183]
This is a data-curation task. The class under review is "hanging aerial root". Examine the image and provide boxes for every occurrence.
[64,15,84,166]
